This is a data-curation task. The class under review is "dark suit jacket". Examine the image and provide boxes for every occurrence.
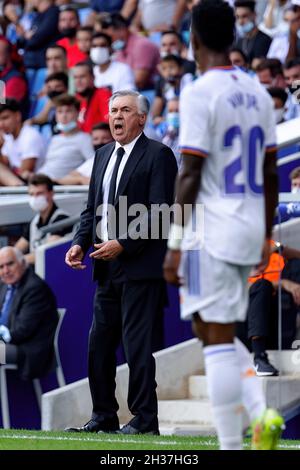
[72,132,178,282]
[0,269,58,380]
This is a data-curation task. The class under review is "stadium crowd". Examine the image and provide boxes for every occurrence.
[0,1,300,185]
[0,0,300,388]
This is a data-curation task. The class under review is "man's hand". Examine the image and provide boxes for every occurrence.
[65,244,86,270]
[251,239,271,277]
[163,249,181,285]
[0,325,11,343]
[90,240,124,261]
[282,279,300,306]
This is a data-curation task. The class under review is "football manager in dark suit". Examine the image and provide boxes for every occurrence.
[0,246,58,380]
[65,90,177,435]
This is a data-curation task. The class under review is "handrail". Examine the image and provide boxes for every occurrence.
[0,185,89,195]
[39,215,81,235]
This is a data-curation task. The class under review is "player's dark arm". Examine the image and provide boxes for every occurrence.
[174,153,204,226]
[164,153,204,285]
[263,149,278,238]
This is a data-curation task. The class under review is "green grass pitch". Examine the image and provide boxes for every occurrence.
[0,429,299,450]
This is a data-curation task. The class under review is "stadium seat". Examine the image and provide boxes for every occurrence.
[148,32,162,46]
[78,7,93,24]
[0,308,66,429]
[140,89,155,108]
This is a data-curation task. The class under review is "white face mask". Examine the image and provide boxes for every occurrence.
[90,47,110,65]
[29,195,49,212]
[56,121,77,133]
[291,187,300,194]
[275,108,285,124]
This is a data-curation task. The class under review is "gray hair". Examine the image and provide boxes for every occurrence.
[0,246,26,266]
[109,90,150,115]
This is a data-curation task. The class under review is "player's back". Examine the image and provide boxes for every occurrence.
[179,67,276,265]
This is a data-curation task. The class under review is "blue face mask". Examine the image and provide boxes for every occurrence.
[15,6,23,18]
[166,112,180,129]
[56,121,77,133]
[112,39,126,51]
[236,21,254,37]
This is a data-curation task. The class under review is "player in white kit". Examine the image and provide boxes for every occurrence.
[164,0,284,451]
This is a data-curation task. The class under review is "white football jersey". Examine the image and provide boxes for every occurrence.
[179,67,277,265]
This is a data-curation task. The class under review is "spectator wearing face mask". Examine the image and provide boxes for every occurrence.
[267,87,288,124]
[283,58,300,121]
[38,94,94,180]
[152,54,184,125]
[90,32,135,92]
[234,0,272,64]
[15,174,70,264]
[255,58,286,89]
[277,167,300,222]
[100,12,160,90]
[56,7,82,68]
[155,98,181,167]
[56,122,113,185]
[25,71,69,132]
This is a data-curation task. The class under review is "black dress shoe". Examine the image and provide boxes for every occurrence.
[116,423,160,435]
[65,418,119,433]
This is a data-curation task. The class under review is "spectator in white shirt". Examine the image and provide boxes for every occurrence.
[39,94,94,180]
[90,32,135,92]
[57,122,113,185]
[0,99,45,182]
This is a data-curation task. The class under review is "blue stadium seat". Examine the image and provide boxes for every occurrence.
[148,32,162,47]
[30,95,48,118]
[78,7,93,24]
[25,68,36,93]
[31,68,47,96]
[140,89,156,108]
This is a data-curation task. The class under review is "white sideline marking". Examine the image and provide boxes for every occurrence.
[0,434,216,447]
[0,434,299,449]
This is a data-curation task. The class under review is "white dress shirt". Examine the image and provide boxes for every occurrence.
[100,133,142,241]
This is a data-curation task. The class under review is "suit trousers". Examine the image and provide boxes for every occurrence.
[88,278,166,431]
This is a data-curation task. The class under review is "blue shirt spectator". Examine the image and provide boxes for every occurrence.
[18,1,61,69]
[90,0,125,13]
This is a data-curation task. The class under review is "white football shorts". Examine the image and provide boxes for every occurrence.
[179,247,252,324]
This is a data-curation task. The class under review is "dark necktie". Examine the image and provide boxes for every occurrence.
[108,147,125,206]
[0,285,15,326]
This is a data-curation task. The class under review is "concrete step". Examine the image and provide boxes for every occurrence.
[188,375,208,399]
[158,399,213,425]
[188,374,300,409]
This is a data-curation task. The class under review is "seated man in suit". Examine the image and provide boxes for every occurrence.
[0,246,58,380]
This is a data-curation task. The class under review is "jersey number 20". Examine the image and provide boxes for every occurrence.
[224,125,264,194]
